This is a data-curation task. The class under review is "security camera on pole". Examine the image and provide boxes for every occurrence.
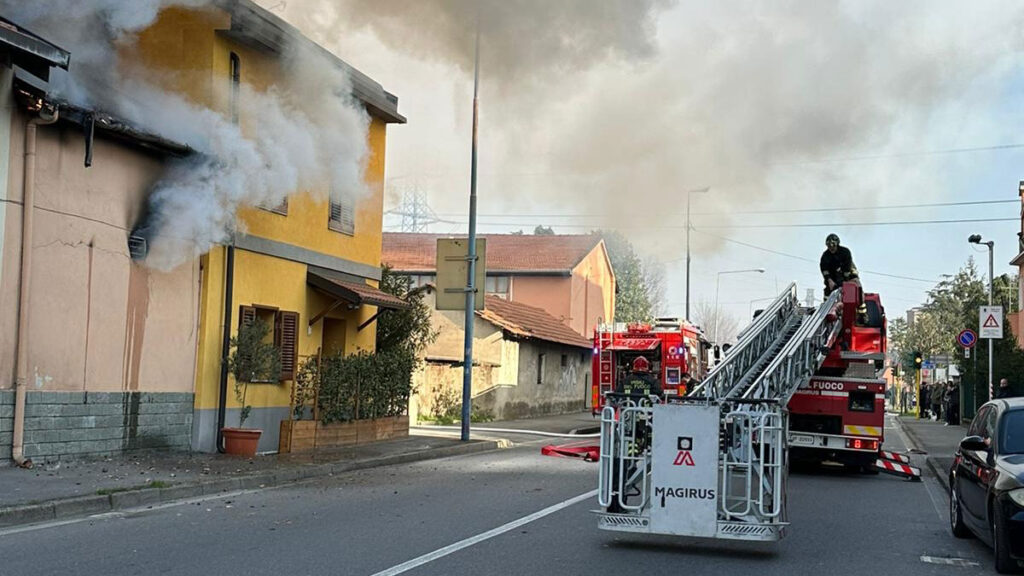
[968,234,998,402]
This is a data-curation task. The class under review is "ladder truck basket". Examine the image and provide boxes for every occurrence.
[595,284,845,543]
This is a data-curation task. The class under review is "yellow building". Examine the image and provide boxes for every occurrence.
[132,2,407,452]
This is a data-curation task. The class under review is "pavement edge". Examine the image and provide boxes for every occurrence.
[0,439,502,529]
[894,416,949,493]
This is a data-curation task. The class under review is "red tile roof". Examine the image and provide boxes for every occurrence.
[382,233,603,274]
[478,296,591,349]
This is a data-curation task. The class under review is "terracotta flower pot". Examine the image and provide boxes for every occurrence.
[221,427,262,456]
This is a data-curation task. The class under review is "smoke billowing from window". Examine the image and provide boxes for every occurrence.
[3,0,371,270]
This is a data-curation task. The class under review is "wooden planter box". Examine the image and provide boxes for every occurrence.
[279,415,409,453]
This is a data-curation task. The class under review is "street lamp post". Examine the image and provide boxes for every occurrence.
[968,233,995,402]
[685,188,709,321]
[714,268,765,345]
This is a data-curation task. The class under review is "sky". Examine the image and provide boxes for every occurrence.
[255,0,1024,328]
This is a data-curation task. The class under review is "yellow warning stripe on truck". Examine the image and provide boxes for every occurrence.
[843,425,882,437]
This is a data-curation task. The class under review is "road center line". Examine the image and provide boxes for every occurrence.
[369,489,597,576]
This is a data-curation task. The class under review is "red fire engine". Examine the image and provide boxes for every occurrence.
[591,318,710,413]
[786,282,888,470]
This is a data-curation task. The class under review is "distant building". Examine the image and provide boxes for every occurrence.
[410,290,591,422]
[1009,189,1024,348]
[383,233,615,338]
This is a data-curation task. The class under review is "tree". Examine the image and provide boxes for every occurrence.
[534,225,555,235]
[692,299,739,344]
[596,229,652,323]
[376,266,437,356]
[227,318,281,428]
[642,255,667,317]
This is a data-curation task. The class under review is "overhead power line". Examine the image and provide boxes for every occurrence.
[690,229,940,284]
[417,216,1017,231]
[431,198,1017,219]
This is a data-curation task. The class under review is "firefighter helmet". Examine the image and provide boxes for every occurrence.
[632,357,650,372]
[826,233,840,247]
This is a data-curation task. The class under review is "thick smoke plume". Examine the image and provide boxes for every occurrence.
[263,0,1024,255]
[3,0,370,270]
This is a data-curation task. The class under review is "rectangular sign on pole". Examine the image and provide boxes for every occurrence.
[650,404,720,538]
[979,305,1003,339]
[435,238,486,311]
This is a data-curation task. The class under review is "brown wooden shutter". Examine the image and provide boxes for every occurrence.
[239,305,256,328]
[276,311,299,381]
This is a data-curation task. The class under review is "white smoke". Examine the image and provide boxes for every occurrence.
[2,0,371,270]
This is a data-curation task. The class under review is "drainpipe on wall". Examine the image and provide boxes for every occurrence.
[215,243,235,453]
[13,108,59,467]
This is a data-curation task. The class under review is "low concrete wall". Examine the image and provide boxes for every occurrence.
[0,391,193,463]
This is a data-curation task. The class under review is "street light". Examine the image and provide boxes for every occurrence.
[968,233,994,401]
[714,268,765,345]
[685,187,709,321]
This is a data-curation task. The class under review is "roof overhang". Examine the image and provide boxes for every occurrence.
[215,0,405,124]
[1011,250,1024,267]
[0,18,70,70]
[307,266,410,310]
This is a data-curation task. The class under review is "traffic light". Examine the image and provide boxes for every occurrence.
[913,351,922,370]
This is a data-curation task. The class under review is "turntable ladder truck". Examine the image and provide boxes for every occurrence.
[596,283,844,542]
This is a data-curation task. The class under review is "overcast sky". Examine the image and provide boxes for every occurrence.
[260,0,1024,328]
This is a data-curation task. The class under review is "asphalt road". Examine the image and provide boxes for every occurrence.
[0,416,1002,576]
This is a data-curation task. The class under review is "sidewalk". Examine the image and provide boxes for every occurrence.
[896,414,970,492]
[0,411,592,528]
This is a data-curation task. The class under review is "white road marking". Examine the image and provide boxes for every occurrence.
[369,489,597,576]
[920,555,980,567]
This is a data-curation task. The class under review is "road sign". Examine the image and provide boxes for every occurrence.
[979,306,1003,339]
[435,238,486,311]
[957,329,977,349]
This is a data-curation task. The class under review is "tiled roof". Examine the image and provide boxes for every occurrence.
[382,233,603,274]
[478,296,591,349]
[307,267,410,310]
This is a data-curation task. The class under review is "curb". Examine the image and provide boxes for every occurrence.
[894,417,949,493]
[0,439,502,529]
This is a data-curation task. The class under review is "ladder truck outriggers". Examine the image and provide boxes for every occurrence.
[595,281,909,543]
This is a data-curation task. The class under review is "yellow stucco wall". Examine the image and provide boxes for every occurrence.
[132,7,392,423]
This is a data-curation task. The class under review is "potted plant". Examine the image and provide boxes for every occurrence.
[223,318,281,456]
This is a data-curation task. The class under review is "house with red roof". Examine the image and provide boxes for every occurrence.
[382,233,615,338]
[410,290,594,421]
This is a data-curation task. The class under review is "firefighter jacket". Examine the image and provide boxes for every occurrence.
[618,371,662,397]
[819,246,859,288]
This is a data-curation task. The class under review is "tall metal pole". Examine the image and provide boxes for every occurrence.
[460,21,481,442]
[684,188,707,320]
[988,241,994,402]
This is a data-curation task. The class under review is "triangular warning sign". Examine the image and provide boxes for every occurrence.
[984,314,1000,328]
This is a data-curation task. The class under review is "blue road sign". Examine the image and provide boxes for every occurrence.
[958,329,977,349]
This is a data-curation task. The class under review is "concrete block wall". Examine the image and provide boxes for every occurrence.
[0,391,193,463]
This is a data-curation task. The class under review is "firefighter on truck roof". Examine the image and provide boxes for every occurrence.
[819,233,867,318]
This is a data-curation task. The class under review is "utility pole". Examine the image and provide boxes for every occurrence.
[460,19,481,442]
[684,187,708,320]
[969,234,995,402]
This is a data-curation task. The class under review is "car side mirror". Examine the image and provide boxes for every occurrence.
[959,435,989,451]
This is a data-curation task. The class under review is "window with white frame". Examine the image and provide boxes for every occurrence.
[485,275,510,299]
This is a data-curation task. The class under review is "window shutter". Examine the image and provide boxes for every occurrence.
[329,198,355,235]
[276,311,299,381]
[239,305,256,328]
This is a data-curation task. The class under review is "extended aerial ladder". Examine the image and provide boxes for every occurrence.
[596,283,843,541]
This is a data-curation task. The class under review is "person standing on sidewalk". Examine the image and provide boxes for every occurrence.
[994,378,1017,399]
[930,381,944,421]
[945,381,960,426]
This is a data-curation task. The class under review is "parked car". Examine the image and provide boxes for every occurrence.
[949,397,1024,573]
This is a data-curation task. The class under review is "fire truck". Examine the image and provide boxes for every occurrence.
[786,284,888,471]
[590,318,710,413]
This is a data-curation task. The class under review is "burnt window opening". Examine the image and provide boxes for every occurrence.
[128,234,147,261]
[229,52,240,125]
